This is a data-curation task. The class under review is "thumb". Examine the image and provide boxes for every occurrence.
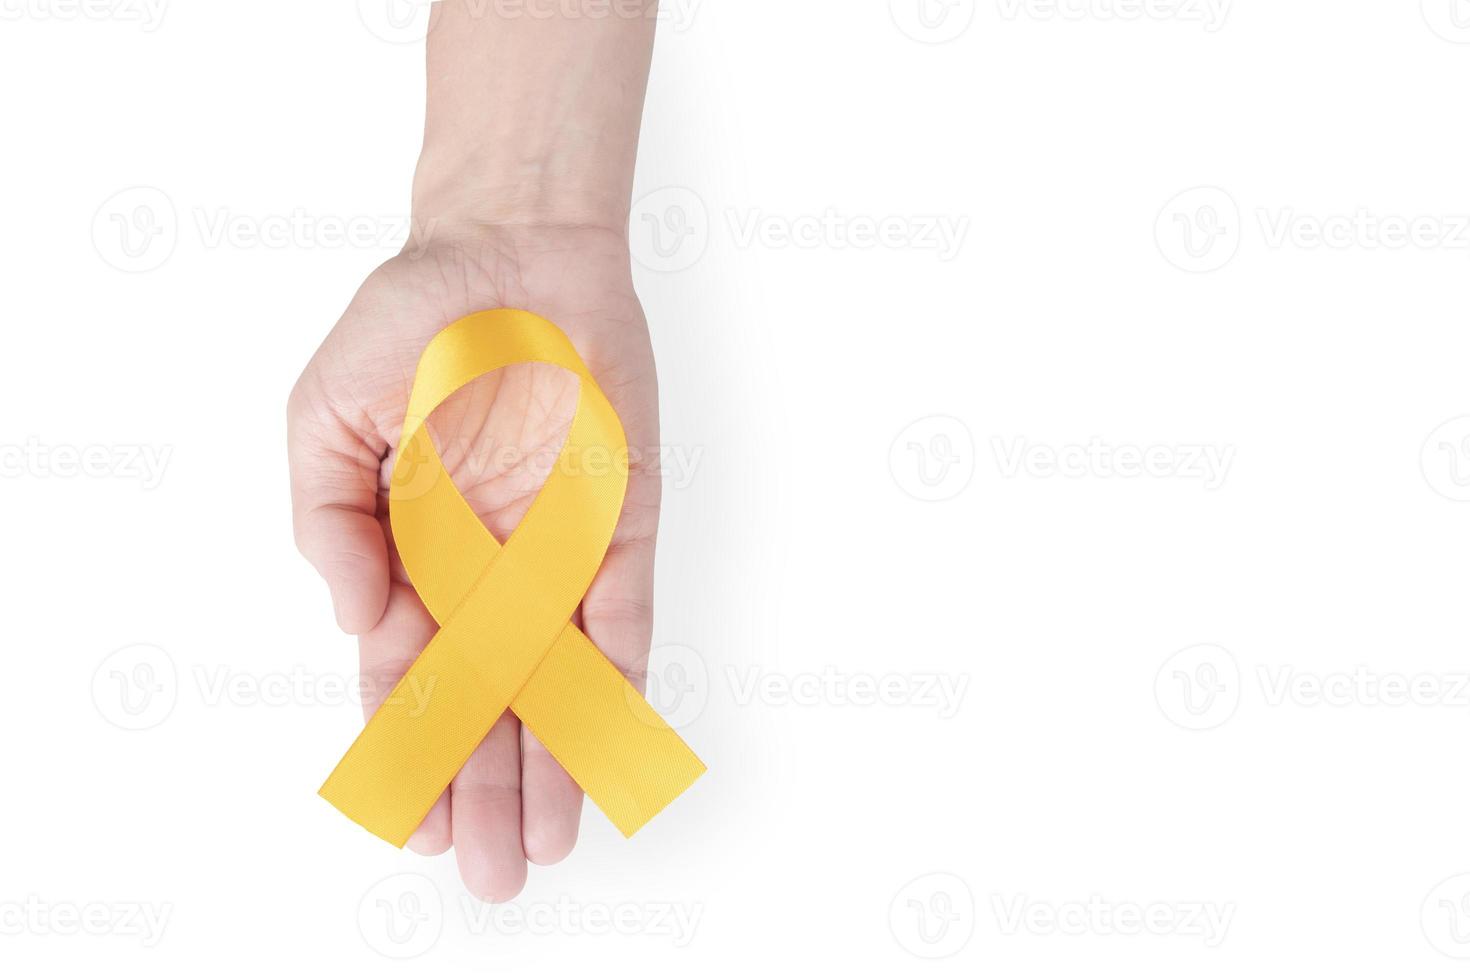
[288,374,390,635]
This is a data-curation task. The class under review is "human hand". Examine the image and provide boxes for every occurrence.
[288,226,660,901]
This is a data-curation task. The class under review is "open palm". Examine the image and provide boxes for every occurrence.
[288,227,661,901]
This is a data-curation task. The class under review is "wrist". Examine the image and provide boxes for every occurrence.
[410,147,632,238]
[408,0,656,240]
[400,189,635,293]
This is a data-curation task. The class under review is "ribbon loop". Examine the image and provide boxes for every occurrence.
[320,309,704,847]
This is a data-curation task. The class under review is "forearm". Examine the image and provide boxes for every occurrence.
[412,0,659,234]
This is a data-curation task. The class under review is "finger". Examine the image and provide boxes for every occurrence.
[520,729,583,865]
[541,487,654,855]
[452,712,527,903]
[288,375,389,634]
[580,474,660,695]
[577,325,661,695]
[357,581,452,856]
[518,416,656,864]
[517,435,659,860]
[408,792,452,857]
[520,607,586,866]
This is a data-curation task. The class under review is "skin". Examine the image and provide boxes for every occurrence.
[287,1,662,902]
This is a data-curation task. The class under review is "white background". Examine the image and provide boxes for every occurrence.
[3,0,1470,976]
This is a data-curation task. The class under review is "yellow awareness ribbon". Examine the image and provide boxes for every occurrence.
[319,309,705,847]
